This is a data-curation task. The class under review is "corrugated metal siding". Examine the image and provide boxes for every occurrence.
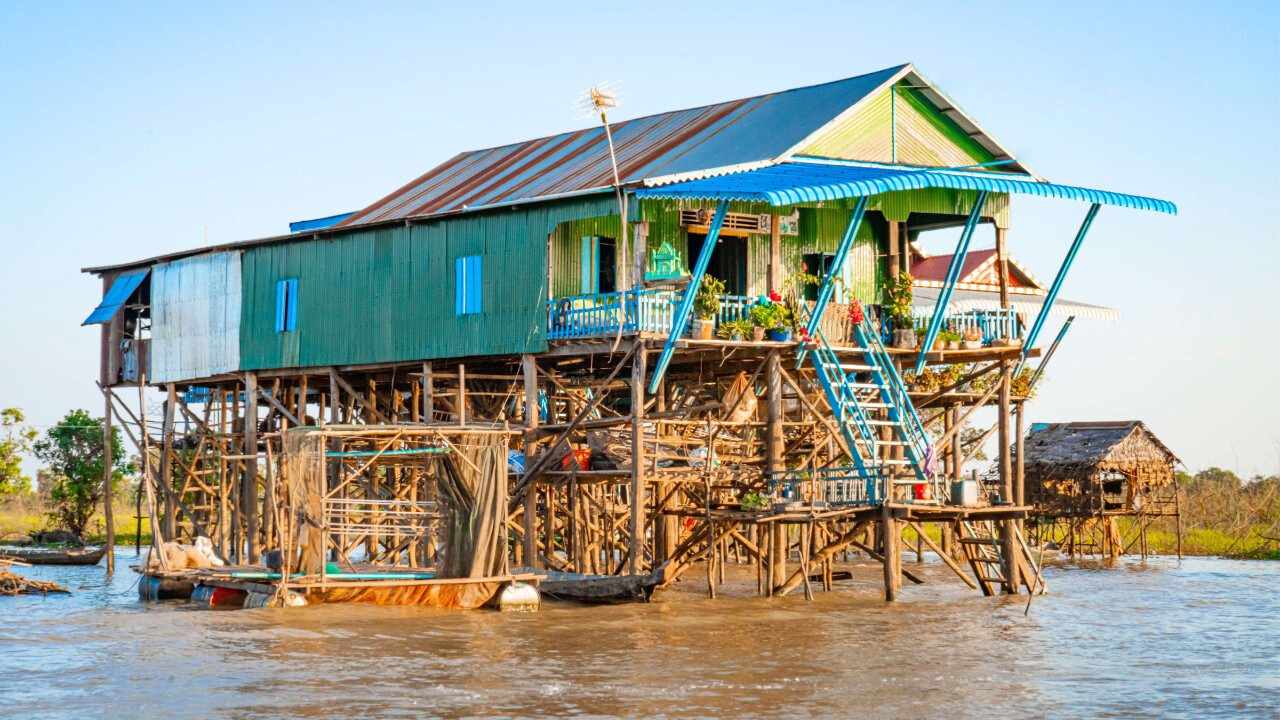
[894,86,995,167]
[635,199,883,303]
[150,252,242,383]
[799,87,892,161]
[798,84,995,169]
[339,66,906,225]
[240,195,616,370]
[874,188,1010,229]
[550,214,625,297]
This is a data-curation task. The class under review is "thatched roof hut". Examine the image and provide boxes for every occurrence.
[1021,421,1180,515]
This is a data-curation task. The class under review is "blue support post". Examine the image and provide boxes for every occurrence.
[1020,203,1100,364]
[647,200,728,394]
[805,196,869,339]
[914,190,988,373]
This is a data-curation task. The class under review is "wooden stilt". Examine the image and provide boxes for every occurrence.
[102,389,115,574]
[629,348,647,575]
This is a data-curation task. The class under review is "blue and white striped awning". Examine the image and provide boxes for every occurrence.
[637,159,1176,214]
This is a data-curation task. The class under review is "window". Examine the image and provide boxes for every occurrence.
[455,255,482,315]
[275,278,298,332]
[801,253,840,301]
[579,236,616,294]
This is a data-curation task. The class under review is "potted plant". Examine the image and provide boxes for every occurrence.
[750,293,792,342]
[887,272,916,349]
[940,329,962,350]
[962,326,983,349]
[847,298,864,342]
[691,275,724,340]
[716,318,752,341]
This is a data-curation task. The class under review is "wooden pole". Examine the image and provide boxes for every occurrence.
[243,372,259,563]
[161,384,177,540]
[765,351,783,478]
[995,226,1011,311]
[522,354,540,568]
[1015,401,1026,507]
[457,363,466,426]
[101,389,115,574]
[881,505,899,601]
[422,362,433,422]
[768,212,782,292]
[629,347,647,575]
[998,360,1019,593]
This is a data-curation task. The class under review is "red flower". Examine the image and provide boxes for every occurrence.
[847,298,864,325]
[768,290,782,303]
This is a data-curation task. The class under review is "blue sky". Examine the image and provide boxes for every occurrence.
[1,1,1276,476]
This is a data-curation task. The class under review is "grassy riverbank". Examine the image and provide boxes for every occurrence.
[0,501,153,546]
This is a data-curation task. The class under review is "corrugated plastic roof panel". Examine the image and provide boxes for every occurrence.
[338,65,907,226]
[83,269,149,325]
[636,159,1178,214]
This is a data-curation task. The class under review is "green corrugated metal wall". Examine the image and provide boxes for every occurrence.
[240,194,616,370]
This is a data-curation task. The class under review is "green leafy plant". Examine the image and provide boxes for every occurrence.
[0,408,37,497]
[32,409,134,541]
[716,317,753,340]
[693,275,725,320]
[749,301,791,330]
[740,490,769,510]
[887,271,914,326]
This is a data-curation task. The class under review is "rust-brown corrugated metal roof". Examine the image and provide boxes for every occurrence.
[338,64,910,226]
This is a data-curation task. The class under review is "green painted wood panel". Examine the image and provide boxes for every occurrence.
[240,194,616,370]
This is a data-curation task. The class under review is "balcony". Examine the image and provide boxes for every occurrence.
[546,289,756,341]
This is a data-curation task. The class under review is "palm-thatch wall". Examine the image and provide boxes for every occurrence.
[1021,421,1179,516]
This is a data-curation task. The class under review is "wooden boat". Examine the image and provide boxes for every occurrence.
[538,571,658,604]
[0,546,106,566]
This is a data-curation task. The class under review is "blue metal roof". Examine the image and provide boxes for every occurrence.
[636,160,1177,214]
[339,66,909,226]
[289,212,355,233]
[83,269,149,325]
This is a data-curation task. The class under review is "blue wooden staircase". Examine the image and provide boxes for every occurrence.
[804,320,933,503]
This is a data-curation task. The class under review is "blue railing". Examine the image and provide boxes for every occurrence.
[546,290,756,340]
[856,319,932,489]
[882,308,1022,346]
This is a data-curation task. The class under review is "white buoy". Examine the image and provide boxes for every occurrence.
[498,582,540,612]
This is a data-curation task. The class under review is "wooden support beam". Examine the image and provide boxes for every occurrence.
[243,372,259,563]
[765,351,783,478]
[521,354,539,568]
[258,386,302,427]
[161,384,177,540]
[101,387,115,574]
[629,347,647,575]
[881,505,899,601]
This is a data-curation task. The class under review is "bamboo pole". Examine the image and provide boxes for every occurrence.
[101,388,115,574]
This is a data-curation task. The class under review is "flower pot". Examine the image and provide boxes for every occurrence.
[962,340,983,350]
[751,326,766,342]
[893,329,916,350]
[766,328,792,342]
[692,319,714,340]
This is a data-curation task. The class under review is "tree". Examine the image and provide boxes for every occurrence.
[32,409,133,541]
[0,408,38,497]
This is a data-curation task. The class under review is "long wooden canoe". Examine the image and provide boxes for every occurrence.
[0,546,106,566]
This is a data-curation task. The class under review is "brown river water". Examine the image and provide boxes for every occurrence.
[1,551,1276,719]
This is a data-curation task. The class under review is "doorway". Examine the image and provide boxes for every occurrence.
[687,233,748,296]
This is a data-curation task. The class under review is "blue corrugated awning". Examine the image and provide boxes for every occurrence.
[636,159,1176,214]
[83,269,149,325]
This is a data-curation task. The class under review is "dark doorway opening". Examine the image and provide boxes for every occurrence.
[687,234,748,296]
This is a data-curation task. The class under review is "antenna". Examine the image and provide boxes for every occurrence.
[580,83,629,285]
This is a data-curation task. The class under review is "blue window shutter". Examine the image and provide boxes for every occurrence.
[468,256,482,314]
[275,280,287,332]
[455,257,465,315]
[286,278,299,331]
